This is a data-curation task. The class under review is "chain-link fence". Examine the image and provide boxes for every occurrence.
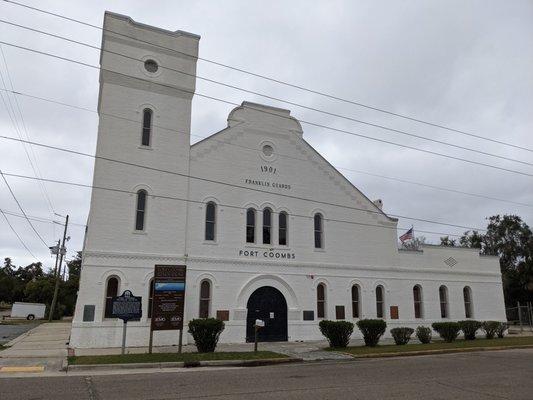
[506,302,533,332]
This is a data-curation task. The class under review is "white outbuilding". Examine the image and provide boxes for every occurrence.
[70,12,506,349]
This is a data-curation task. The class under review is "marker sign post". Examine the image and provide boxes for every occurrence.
[111,290,142,355]
[149,265,186,353]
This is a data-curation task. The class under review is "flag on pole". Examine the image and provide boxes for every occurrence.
[399,227,414,243]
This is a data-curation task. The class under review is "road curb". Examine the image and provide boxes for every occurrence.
[2,322,42,348]
[66,357,302,372]
[341,344,533,359]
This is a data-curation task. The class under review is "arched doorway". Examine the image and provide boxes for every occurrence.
[246,286,288,342]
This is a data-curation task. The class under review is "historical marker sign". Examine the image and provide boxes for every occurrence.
[151,265,186,331]
[111,290,142,321]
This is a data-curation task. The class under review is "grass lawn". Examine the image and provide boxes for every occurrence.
[331,336,533,356]
[69,351,288,365]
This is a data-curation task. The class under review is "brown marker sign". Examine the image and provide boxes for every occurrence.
[150,265,186,331]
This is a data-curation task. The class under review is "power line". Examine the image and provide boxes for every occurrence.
[0,169,49,247]
[3,0,531,154]
[2,86,531,210]
[1,208,86,227]
[0,207,39,260]
[0,19,531,168]
[1,171,484,237]
[0,135,488,232]
[1,39,532,180]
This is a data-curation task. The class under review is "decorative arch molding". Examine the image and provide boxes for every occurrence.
[313,277,332,290]
[347,279,364,292]
[258,201,276,212]
[99,269,127,286]
[131,183,153,196]
[236,274,299,309]
[137,102,158,115]
[201,196,221,205]
[142,271,154,286]
[195,272,219,288]
[243,202,260,210]
[310,208,326,218]
[372,280,390,292]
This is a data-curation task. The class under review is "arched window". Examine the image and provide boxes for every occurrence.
[205,202,216,241]
[413,285,423,319]
[148,279,154,318]
[463,286,473,318]
[314,213,323,248]
[439,285,449,318]
[317,283,326,318]
[199,280,211,318]
[104,276,119,318]
[376,285,384,318]
[246,208,255,243]
[135,190,147,231]
[279,211,288,246]
[141,108,152,146]
[351,285,360,318]
[263,208,272,244]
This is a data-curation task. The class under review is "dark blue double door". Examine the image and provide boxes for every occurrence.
[246,286,288,342]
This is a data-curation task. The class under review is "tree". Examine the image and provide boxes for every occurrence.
[440,236,457,247]
[459,230,483,249]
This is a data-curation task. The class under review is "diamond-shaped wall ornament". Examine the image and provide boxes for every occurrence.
[444,257,458,268]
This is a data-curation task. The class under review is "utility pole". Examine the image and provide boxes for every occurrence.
[50,239,60,278]
[49,215,69,322]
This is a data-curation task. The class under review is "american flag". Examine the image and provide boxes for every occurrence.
[399,227,414,243]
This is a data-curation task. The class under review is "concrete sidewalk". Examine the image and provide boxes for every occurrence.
[0,322,71,374]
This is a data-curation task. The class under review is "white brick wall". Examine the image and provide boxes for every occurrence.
[70,13,506,349]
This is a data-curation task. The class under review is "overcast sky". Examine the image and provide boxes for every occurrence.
[1,0,532,270]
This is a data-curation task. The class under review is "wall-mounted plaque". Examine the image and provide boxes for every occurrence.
[216,310,229,321]
[151,265,186,331]
[303,310,314,321]
[335,305,345,320]
[390,306,399,320]
[83,305,95,322]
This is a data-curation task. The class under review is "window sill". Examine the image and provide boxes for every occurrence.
[132,231,147,235]
[313,248,326,253]
[244,244,293,251]
[203,240,218,245]
[138,145,153,150]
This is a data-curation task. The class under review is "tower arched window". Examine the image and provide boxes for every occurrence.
[314,213,323,249]
[413,285,423,319]
[351,285,360,318]
[135,190,147,231]
[205,202,216,241]
[263,208,272,244]
[279,211,288,246]
[317,283,326,319]
[376,285,384,318]
[463,286,473,318]
[104,276,119,318]
[199,280,211,318]
[141,108,152,146]
[439,285,449,318]
[246,208,256,243]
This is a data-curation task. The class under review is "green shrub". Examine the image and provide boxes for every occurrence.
[482,321,501,339]
[356,319,387,347]
[458,320,482,340]
[390,327,414,345]
[319,320,354,348]
[416,326,432,344]
[188,318,225,353]
[431,322,460,342]
[496,322,508,338]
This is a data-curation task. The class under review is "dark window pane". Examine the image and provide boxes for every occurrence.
[135,190,146,231]
[199,281,210,319]
[314,214,323,248]
[376,286,384,318]
[200,281,210,298]
[135,211,145,231]
[314,214,322,230]
[439,286,448,318]
[142,109,152,146]
[246,209,255,243]
[352,286,359,318]
[263,209,271,244]
[317,301,325,319]
[105,277,119,318]
[464,287,472,318]
[205,202,216,241]
[199,300,209,319]
[317,284,325,300]
[279,212,287,246]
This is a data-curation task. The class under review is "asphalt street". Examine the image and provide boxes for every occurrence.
[0,322,40,345]
[1,349,532,399]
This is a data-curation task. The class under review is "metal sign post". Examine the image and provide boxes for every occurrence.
[149,265,186,354]
[254,319,264,352]
[111,290,142,355]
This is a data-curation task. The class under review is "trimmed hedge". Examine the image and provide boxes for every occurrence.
[416,326,432,344]
[458,320,482,340]
[482,321,501,339]
[390,327,414,345]
[356,319,387,347]
[188,318,225,353]
[497,322,508,338]
[319,320,354,348]
[432,322,460,342]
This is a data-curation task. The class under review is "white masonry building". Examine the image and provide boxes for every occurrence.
[70,12,506,349]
